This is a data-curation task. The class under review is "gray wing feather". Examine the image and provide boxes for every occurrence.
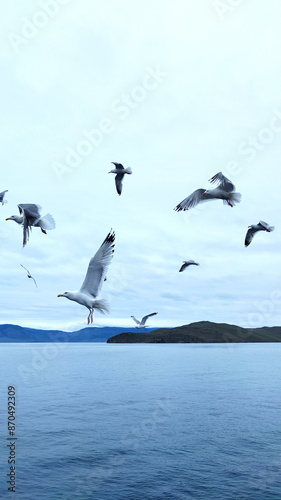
[179,263,188,272]
[131,316,140,324]
[115,173,124,195]
[174,189,217,211]
[18,204,41,247]
[140,312,158,325]
[208,172,235,192]
[245,227,257,246]
[258,221,274,231]
[79,230,115,297]
[0,190,8,204]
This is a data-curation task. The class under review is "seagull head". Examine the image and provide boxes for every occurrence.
[57,292,70,300]
[6,215,23,224]
[57,291,78,302]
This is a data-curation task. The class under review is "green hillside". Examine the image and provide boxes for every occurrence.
[107,321,281,343]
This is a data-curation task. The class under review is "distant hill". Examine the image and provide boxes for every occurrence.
[0,324,156,343]
[107,321,281,343]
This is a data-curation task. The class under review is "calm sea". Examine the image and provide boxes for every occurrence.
[0,342,280,500]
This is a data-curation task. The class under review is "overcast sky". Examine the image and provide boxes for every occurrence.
[0,0,280,331]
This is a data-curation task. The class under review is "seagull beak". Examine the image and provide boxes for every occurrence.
[5,217,11,220]
[57,294,63,297]
[202,191,207,195]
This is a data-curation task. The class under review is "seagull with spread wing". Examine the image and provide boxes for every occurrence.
[0,190,8,205]
[6,204,55,247]
[131,312,158,329]
[108,162,132,195]
[20,264,38,288]
[58,230,115,324]
[174,172,241,211]
[245,221,275,247]
[179,260,199,272]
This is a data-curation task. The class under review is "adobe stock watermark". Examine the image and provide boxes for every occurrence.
[213,0,246,21]
[8,0,72,54]
[244,289,281,329]
[52,65,167,182]
[17,331,71,385]
[222,107,281,179]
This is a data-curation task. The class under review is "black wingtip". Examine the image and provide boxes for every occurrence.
[104,229,116,244]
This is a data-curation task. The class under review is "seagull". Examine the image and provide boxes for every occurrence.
[131,312,158,329]
[0,190,8,205]
[245,221,275,247]
[174,172,241,211]
[108,162,132,195]
[6,204,55,247]
[179,260,199,272]
[58,230,115,324]
[20,264,38,288]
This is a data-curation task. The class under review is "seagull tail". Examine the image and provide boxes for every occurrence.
[93,299,110,315]
[124,167,132,174]
[224,192,242,206]
[38,214,56,230]
[267,225,275,232]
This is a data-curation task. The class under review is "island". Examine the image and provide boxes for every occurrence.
[107,321,281,343]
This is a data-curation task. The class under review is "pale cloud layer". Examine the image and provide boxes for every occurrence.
[0,0,280,331]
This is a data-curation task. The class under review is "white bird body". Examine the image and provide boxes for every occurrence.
[179,260,199,272]
[6,204,55,247]
[131,312,158,328]
[174,172,241,211]
[245,221,275,247]
[108,162,132,195]
[58,230,115,324]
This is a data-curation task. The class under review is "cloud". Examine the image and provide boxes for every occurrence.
[0,1,280,330]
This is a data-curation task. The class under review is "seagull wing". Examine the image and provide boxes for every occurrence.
[20,264,38,287]
[208,172,235,192]
[258,221,275,232]
[174,189,216,211]
[18,204,42,247]
[131,316,140,325]
[0,190,8,204]
[20,264,30,274]
[179,263,188,272]
[140,312,158,326]
[115,172,125,195]
[245,226,258,247]
[79,230,115,298]
[31,276,38,288]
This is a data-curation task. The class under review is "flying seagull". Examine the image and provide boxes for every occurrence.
[174,172,241,211]
[0,190,8,205]
[179,260,199,272]
[20,264,38,288]
[131,312,158,329]
[58,230,115,324]
[6,204,55,247]
[245,221,275,247]
[108,162,132,195]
